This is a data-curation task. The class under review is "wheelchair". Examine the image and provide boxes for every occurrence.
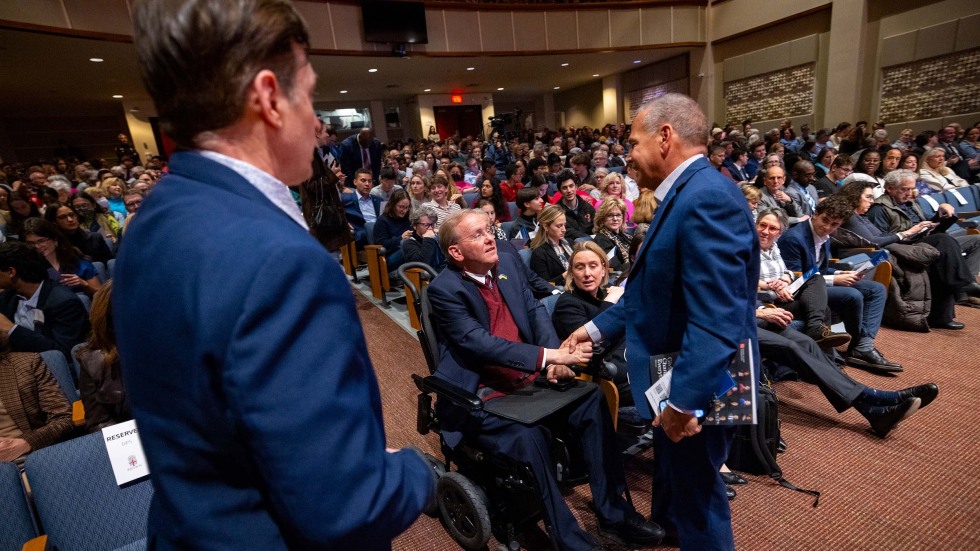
[399,262,586,551]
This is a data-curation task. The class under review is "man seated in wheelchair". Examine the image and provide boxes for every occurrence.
[426,210,664,550]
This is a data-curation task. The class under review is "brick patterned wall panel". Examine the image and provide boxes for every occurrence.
[625,80,689,123]
[879,48,980,123]
[724,64,814,126]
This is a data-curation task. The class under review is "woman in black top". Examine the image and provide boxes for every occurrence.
[528,204,572,285]
[45,202,114,264]
[372,189,412,268]
[78,281,132,432]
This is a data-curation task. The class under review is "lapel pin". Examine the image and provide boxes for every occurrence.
[497,274,508,280]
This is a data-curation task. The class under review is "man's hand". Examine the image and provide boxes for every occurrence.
[797,214,810,223]
[560,326,594,354]
[545,364,576,383]
[401,230,413,240]
[653,407,701,443]
[775,287,794,302]
[833,271,861,287]
[755,307,793,328]
[549,341,592,366]
[907,221,935,236]
[0,438,30,461]
[938,203,956,217]
[774,189,792,203]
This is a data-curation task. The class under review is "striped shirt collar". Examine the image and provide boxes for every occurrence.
[198,150,308,230]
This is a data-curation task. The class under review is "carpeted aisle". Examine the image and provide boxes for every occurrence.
[354,293,980,550]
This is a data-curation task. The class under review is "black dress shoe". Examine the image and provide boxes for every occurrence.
[846,348,903,373]
[934,320,966,330]
[597,511,665,547]
[726,485,736,501]
[865,397,921,438]
[720,471,748,485]
[897,383,939,409]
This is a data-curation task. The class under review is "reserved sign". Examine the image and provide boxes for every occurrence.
[102,419,150,486]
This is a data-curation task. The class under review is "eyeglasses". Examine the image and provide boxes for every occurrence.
[56,212,77,221]
[607,213,624,219]
[24,237,52,248]
[125,199,143,208]
[460,226,493,242]
[416,222,434,228]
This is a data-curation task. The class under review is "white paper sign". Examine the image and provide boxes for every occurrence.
[102,419,150,486]
[644,370,673,417]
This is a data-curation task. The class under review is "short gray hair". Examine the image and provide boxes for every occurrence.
[756,207,789,230]
[410,204,438,226]
[884,169,917,188]
[641,93,708,147]
[438,209,483,259]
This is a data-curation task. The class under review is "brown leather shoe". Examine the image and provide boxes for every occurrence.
[809,325,851,349]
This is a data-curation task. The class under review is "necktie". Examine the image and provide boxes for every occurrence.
[361,147,370,169]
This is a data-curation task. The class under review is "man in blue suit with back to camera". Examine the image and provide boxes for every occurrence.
[564,94,759,550]
[115,1,435,549]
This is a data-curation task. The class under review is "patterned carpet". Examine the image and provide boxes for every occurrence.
[353,292,980,550]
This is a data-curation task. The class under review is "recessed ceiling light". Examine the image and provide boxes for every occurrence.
[112,94,123,99]
[497,87,504,91]
[368,68,378,73]
[424,88,431,92]
[561,63,569,67]
[633,60,641,64]
[466,67,475,71]
[554,86,560,90]
[593,74,600,77]
[89,57,103,63]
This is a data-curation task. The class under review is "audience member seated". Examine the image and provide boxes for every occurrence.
[787,161,819,216]
[813,155,852,199]
[756,208,850,348]
[553,169,595,241]
[44,202,113,264]
[592,197,632,273]
[402,205,446,272]
[477,199,507,240]
[422,176,462,231]
[741,185,761,222]
[507,187,543,240]
[758,166,807,225]
[407,173,430,209]
[370,166,404,201]
[593,172,635,224]
[426,210,664,550]
[551,241,632,405]
[23,218,101,298]
[778,199,900,373]
[918,148,969,191]
[0,337,73,466]
[372,189,412,269]
[755,306,934,437]
[77,281,131,432]
[101,176,128,218]
[71,191,120,248]
[528,205,572,285]
[341,168,381,248]
[813,146,837,180]
[709,145,736,182]
[499,163,525,203]
[470,177,510,222]
[7,195,41,239]
[852,149,886,197]
[865,170,980,323]
[959,127,980,164]
[0,242,89,360]
[631,189,658,233]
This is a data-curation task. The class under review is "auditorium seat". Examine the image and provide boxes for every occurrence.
[0,461,37,551]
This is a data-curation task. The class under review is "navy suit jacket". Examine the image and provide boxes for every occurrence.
[339,134,384,183]
[777,219,837,275]
[114,151,432,550]
[427,252,558,447]
[0,280,89,360]
[342,192,382,245]
[592,157,760,420]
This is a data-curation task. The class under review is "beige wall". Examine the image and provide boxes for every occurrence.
[554,80,604,129]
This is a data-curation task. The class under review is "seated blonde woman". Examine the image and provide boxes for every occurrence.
[528,204,572,285]
[919,148,968,191]
[593,172,634,223]
[631,189,658,232]
[592,197,632,272]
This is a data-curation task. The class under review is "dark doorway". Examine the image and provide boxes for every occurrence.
[433,105,484,141]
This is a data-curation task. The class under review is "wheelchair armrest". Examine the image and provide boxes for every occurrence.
[829,260,855,271]
[756,290,777,304]
[412,374,483,412]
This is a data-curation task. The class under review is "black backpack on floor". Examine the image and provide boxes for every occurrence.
[727,384,820,506]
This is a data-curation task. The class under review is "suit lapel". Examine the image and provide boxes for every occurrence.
[630,161,706,272]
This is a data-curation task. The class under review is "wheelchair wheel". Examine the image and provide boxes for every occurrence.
[437,471,491,551]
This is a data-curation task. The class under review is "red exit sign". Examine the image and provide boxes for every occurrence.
[451,95,463,104]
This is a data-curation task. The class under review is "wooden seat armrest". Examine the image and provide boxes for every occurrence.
[23,535,48,551]
[72,400,85,427]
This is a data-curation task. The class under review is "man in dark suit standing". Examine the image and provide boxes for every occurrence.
[116,2,435,549]
[564,94,759,550]
[339,127,384,184]
[0,242,89,360]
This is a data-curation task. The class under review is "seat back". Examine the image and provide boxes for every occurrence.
[541,293,561,317]
[40,350,78,400]
[507,201,519,221]
[107,258,116,280]
[365,221,376,245]
[24,432,154,551]
[70,342,86,385]
[92,262,109,284]
[0,461,37,550]
[916,195,939,219]
[518,247,532,268]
